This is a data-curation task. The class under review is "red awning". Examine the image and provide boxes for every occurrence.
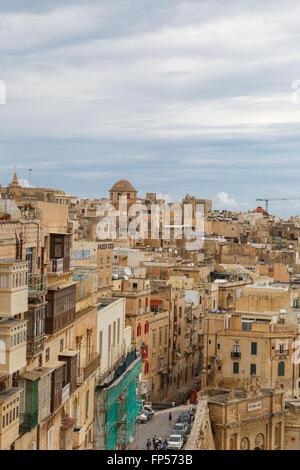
[150,300,163,306]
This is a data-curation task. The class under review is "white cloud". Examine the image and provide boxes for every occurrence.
[214,192,249,210]
[19,178,33,188]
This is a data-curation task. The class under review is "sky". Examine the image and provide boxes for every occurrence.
[1,0,300,217]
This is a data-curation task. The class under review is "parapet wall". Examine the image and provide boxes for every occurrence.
[185,399,215,450]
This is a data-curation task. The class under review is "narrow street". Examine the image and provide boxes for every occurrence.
[136,405,191,450]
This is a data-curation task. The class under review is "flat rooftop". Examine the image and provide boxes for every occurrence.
[0,387,22,403]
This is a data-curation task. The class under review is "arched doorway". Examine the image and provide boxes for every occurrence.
[240,437,250,450]
[254,433,264,450]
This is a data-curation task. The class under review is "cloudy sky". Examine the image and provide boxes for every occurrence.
[1,0,300,216]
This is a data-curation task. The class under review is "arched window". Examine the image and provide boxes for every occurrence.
[278,361,285,377]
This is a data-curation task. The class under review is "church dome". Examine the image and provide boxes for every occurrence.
[110,180,136,193]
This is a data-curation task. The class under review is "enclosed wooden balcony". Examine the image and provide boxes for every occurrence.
[0,260,28,317]
[28,273,47,295]
[19,367,52,434]
[25,303,46,357]
[0,318,27,375]
[0,387,21,450]
[45,282,76,335]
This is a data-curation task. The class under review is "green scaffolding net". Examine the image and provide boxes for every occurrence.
[95,354,142,450]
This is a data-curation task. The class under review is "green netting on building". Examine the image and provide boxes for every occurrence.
[95,353,142,450]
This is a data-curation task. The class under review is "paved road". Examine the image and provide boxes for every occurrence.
[137,405,190,450]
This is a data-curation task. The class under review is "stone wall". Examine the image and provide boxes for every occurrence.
[185,399,215,450]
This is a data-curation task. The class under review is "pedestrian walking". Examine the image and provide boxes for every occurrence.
[168,411,172,424]
[146,438,151,450]
[153,435,157,450]
[163,439,168,450]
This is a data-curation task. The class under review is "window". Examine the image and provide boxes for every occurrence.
[153,331,156,347]
[217,343,220,350]
[59,339,64,352]
[250,364,256,375]
[251,342,257,355]
[99,331,103,357]
[0,339,5,364]
[117,319,120,344]
[0,274,8,289]
[45,348,50,362]
[47,427,53,450]
[233,362,239,374]
[137,323,141,337]
[85,390,89,419]
[108,325,111,351]
[113,321,116,347]
[278,362,285,377]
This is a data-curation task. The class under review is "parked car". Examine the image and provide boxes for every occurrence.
[177,412,192,424]
[172,428,186,444]
[137,413,148,423]
[173,422,190,436]
[183,421,191,434]
[168,434,184,450]
[142,409,154,420]
[143,405,155,419]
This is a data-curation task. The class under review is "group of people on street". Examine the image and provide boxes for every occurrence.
[146,435,168,450]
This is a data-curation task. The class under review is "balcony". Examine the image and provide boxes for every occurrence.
[231,351,241,358]
[25,304,46,357]
[51,258,64,274]
[0,260,28,318]
[0,388,22,450]
[77,353,101,384]
[0,318,27,375]
[62,383,70,405]
[276,350,289,356]
[73,425,86,449]
[28,274,47,295]
[60,417,76,450]
[45,283,76,335]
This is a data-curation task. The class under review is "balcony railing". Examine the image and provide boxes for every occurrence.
[51,258,64,274]
[28,274,47,294]
[231,351,241,358]
[77,353,101,384]
[276,350,289,356]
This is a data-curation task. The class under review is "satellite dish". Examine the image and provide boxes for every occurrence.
[125,267,132,276]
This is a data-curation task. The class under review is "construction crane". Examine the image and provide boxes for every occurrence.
[256,197,300,213]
